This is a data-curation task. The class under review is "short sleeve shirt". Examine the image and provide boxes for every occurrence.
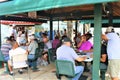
[78,41,93,51]
[106,33,120,59]
[44,41,52,51]
[56,45,79,70]
[9,47,27,60]
[1,43,12,55]
[28,41,38,55]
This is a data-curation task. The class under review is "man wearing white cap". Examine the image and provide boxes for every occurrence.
[102,26,120,80]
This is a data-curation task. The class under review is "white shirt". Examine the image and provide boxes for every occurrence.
[9,47,27,68]
[106,33,120,59]
[9,47,27,60]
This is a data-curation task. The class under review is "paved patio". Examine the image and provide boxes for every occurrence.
[0,62,111,80]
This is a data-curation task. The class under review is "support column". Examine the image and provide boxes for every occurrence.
[50,17,53,40]
[75,20,78,37]
[0,20,2,68]
[67,21,73,39]
[58,20,59,32]
[83,24,85,34]
[92,4,102,80]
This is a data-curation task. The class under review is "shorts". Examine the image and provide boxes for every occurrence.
[4,55,9,62]
[107,59,120,78]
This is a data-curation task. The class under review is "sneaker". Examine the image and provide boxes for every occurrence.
[18,70,23,74]
[9,72,13,76]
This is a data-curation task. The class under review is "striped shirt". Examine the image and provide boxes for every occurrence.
[1,43,12,55]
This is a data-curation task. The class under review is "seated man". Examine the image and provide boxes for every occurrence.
[42,37,52,65]
[27,34,38,71]
[52,36,60,50]
[56,37,87,80]
[8,42,28,75]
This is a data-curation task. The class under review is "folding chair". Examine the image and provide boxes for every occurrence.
[55,60,76,80]
[11,53,31,80]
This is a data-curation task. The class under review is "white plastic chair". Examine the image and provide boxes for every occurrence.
[11,53,31,80]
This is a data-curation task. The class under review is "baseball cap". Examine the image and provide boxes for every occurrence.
[106,26,114,33]
[29,35,35,39]
[62,37,72,43]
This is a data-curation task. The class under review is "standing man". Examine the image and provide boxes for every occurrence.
[56,37,86,80]
[9,24,17,40]
[102,26,120,80]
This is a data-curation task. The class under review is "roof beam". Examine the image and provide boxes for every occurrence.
[91,23,120,27]
[0,16,47,23]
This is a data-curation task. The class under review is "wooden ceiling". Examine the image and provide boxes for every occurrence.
[36,2,120,20]
[3,2,120,21]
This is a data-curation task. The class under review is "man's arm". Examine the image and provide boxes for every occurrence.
[75,56,87,62]
[102,34,108,41]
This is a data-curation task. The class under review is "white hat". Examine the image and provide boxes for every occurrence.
[106,26,114,33]
[29,35,35,39]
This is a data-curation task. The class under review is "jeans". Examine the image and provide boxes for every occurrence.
[28,54,37,70]
[72,66,84,80]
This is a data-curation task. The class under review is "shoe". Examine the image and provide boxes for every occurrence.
[9,72,13,76]
[18,70,23,74]
[32,69,40,72]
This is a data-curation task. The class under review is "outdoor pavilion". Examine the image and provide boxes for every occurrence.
[0,0,120,80]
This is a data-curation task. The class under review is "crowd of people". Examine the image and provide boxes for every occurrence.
[0,24,65,75]
[56,26,120,80]
[1,24,120,80]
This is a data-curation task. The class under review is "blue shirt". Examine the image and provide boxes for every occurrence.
[56,45,79,70]
[106,33,120,59]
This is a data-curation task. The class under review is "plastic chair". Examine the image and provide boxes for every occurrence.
[55,60,75,80]
[48,48,56,63]
[38,42,44,49]
[11,53,31,80]
[28,48,40,70]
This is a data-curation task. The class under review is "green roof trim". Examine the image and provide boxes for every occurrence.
[80,19,120,24]
[0,0,119,15]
